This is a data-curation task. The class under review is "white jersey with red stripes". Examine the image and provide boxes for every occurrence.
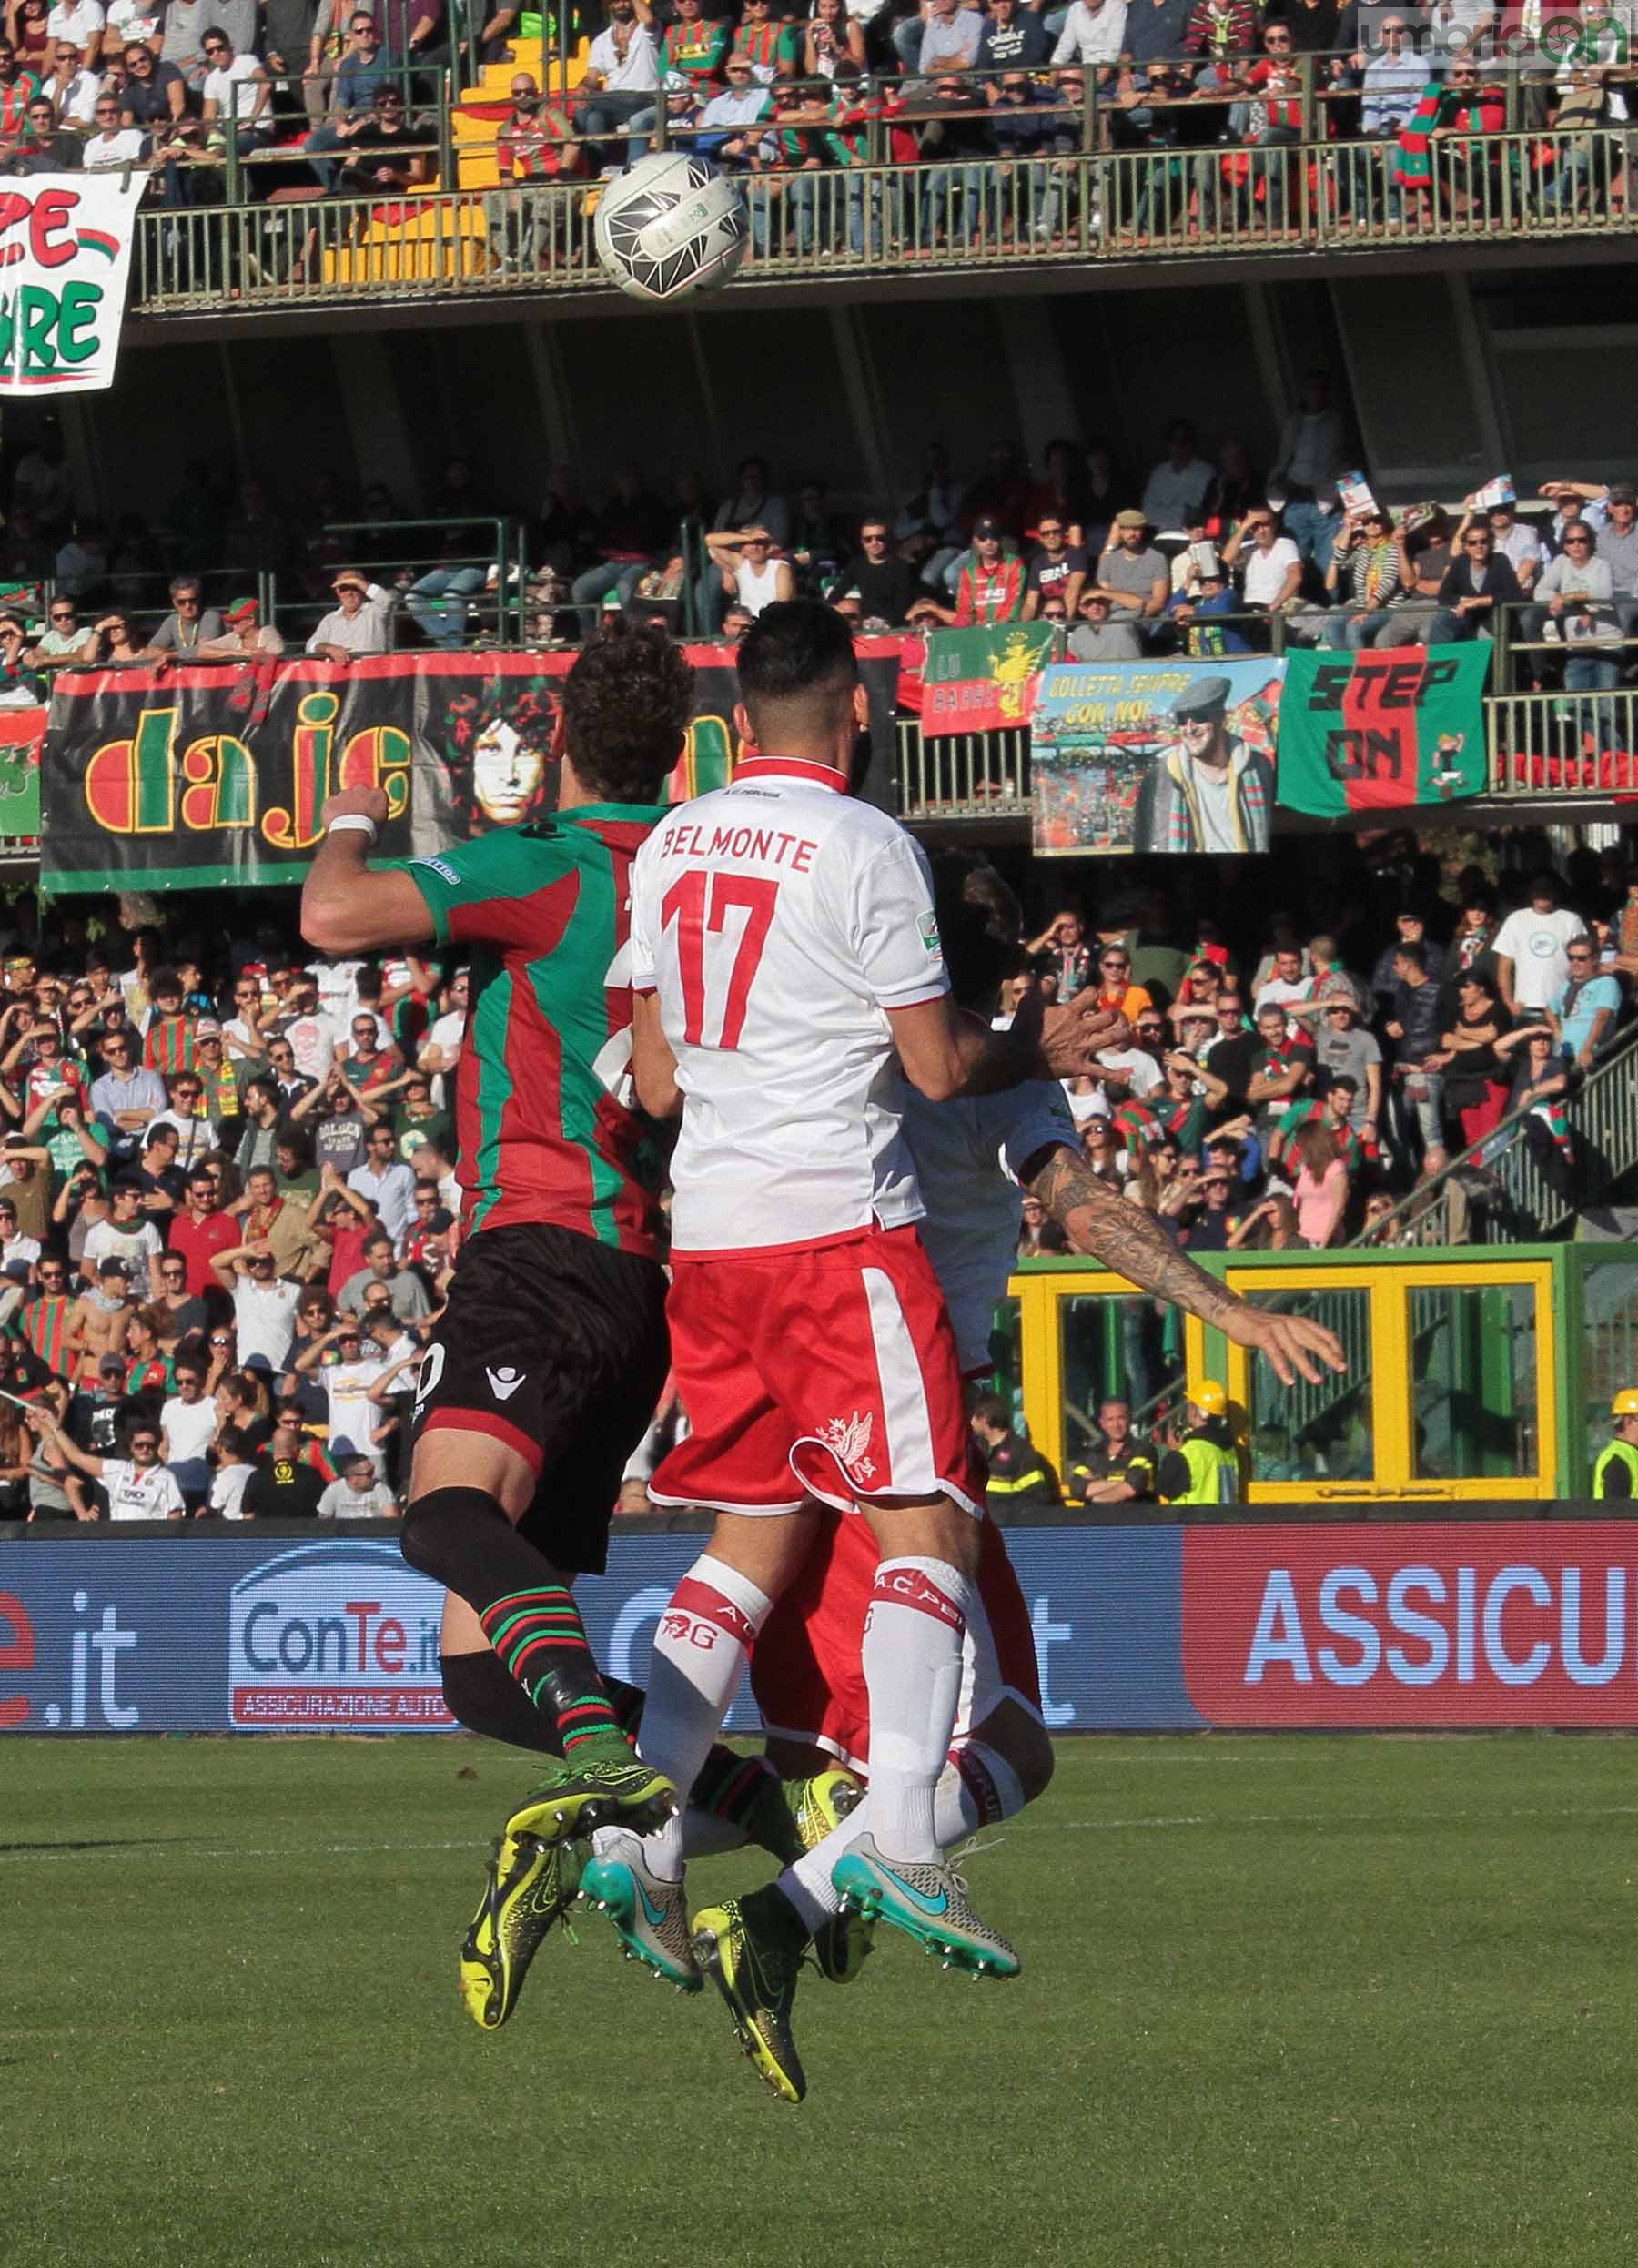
[629,755,950,1256]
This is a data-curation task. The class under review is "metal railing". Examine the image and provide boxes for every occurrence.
[127,121,1638,316]
[1350,1019,1638,1249]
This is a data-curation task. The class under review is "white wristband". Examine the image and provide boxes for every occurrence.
[327,813,378,845]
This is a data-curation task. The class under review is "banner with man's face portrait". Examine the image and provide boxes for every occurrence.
[37,640,906,892]
[1031,656,1285,857]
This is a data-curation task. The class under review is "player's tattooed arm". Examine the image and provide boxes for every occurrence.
[1026,1143,1348,1388]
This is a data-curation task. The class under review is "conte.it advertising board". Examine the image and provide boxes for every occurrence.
[4,1524,1638,1735]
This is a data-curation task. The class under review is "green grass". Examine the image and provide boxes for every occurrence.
[6,1735,1638,2268]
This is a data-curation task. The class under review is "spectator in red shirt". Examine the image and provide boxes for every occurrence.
[167,1167,243,1297]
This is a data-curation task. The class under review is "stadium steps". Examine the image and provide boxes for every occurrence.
[320,34,592,282]
[1349,1019,1638,1250]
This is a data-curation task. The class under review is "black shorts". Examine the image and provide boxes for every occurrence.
[412,1220,670,1575]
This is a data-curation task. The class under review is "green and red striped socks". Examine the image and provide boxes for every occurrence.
[480,1585,623,1758]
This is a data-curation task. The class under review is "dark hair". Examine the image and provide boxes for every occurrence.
[560,619,693,805]
[276,1127,314,1169]
[736,599,857,741]
[1393,940,1428,974]
[150,965,182,997]
[217,1424,251,1463]
[242,1076,280,1113]
[970,1391,1012,1431]
[928,849,1022,1012]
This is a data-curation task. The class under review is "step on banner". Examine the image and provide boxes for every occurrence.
[38,642,905,892]
[0,174,140,396]
[1032,655,1283,856]
[1276,642,1491,818]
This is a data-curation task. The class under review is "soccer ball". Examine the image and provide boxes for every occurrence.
[593,150,749,306]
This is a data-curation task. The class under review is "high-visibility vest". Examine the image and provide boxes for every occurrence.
[1169,1434,1238,1505]
[1592,1437,1638,1498]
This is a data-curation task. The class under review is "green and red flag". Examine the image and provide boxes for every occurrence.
[1276,642,1491,818]
[918,624,1059,737]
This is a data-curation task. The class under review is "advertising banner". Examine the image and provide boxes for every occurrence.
[1180,1524,1638,1727]
[917,624,1058,737]
[1276,643,1490,818]
[0,1526,1203,1735]
[15,1522,1638,1737]
[0,173,140,396]
[1031,655,1283,856]
[39,641,906,893]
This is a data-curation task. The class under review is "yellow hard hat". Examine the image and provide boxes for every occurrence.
[1192,1379,1228,1418]
[1613,1389,1638,1419]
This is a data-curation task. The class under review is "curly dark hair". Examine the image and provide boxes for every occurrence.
[561,620,693,805]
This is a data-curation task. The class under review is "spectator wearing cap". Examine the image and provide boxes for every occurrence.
[1067,588,1142,661]
[191,1019,244,1127]
[82,1183,165,1296]
[916,519,1026,626]
[1087,511,1168,621]
[68,1255,139,1388]
[1135,675,1275,854]
[308,569,394,663]
[199,595,285,658]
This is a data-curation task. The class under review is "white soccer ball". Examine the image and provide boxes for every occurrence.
[593,150,749,306]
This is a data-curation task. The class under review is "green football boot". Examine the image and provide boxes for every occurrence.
[502,1751,676,1848]
[692,1889,810,2105]
[460,1830,584,2031]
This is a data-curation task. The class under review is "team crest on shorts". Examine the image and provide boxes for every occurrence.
[818,1410,876,1482]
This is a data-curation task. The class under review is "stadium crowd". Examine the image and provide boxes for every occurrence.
[9,405,1638,677]
[0,0,1624,219]
[1008,851,1633,1259]
[0,822,1625,1521]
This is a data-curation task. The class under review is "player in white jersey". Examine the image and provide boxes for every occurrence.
[675,848,1347,2100]
[581,602,1122,1994]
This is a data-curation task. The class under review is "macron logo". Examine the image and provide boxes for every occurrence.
[486,1366,525,1402]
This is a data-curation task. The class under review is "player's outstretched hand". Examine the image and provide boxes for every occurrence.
[1224,1305,1348,1387]
[319,785,389,831]
[1041,990,1130,1078]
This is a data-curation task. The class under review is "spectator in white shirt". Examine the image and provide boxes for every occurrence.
[1053,0,1127,66]
[577,0,658,159]
[318,1453,398,1520]
[308,569,394,662]
[201,28,271,146]
[46,0,105,65]
[83,1191,165,1295]
[1225,507,1303,617]
[214,1241,303,1371]
[207,1426,256,1518]
[46,1411,186,1521]
[347,1125,416,1249]
[1494,876,1590,1016]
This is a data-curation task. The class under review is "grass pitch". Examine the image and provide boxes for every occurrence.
[6,1734,1638,2268]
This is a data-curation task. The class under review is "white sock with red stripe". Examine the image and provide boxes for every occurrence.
[858,1555,975,1864]
[633,1554,772,1881]
[935,1741,1026,1842]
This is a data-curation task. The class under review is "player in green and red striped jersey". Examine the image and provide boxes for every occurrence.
[302,623,695,2018]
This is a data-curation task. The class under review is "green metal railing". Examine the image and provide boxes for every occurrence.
[128,122,1638,317]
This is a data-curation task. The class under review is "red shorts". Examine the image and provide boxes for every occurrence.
[750,1509,1044,1775]
[651,1224,983,1519]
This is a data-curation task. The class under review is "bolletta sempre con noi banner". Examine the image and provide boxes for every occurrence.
[0,173,141,397]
